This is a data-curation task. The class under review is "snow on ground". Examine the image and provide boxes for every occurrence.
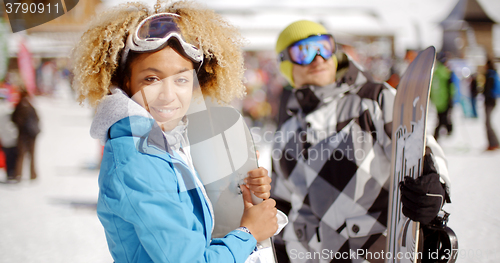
[428,99,500,263]
[0,96,112,263]
[0,94,499,262]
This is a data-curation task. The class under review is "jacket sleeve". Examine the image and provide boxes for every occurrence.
[484,70,494,98]
[11,99,26,127]
[99,149,256,263]
[269,120,296,214]
[270,163,292,217]
[375,84,397,160]
[425,135,451,197]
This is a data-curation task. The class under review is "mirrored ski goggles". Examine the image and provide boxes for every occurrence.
[121,13,204,71]
[279,34,336,66]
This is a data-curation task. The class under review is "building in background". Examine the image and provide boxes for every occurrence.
[441,0,498,64]
[438,0,498,119]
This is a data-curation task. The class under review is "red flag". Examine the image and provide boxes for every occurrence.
[17,40,36,95]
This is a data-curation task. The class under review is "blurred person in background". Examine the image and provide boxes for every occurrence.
[483,59,499,151]
[270,20,451,263]
[469,73,479,118]
[430,53,455,140]
[0,90,18,181]
[11,87,40,181]
[385,66,400,89]
[72,1,281,262]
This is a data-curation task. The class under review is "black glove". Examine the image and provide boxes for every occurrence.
[400,150,446,225]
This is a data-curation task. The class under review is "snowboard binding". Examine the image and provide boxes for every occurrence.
[420,211,458,263]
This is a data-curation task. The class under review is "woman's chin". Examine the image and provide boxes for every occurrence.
[156,117,182,131]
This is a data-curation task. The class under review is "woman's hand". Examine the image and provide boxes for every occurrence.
[239,184,278,242]
[245,167,271,200]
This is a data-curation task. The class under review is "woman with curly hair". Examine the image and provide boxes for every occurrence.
[72,1,278,262]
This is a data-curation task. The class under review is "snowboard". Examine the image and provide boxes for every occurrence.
[186,97,277,262]
[386,46,443,263]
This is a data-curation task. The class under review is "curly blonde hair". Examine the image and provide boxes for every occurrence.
[72,0,246,107]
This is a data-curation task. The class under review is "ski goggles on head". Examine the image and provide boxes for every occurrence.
[279,34,336,66]
[121,13,204,71]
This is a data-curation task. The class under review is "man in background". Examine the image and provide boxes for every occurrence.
[483,59,499,151]
[430,53,455,140]
[11,87,40,181]
[270,20,451,263]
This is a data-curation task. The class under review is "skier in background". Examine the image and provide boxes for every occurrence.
[483,59,499,151]
[469,73,478,118]
[430,53,455,140]
[11,87,40,181]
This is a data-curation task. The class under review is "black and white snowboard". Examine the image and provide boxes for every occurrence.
[386,46,458,263]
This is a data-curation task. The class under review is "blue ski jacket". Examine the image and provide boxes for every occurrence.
[93,89,256,263]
